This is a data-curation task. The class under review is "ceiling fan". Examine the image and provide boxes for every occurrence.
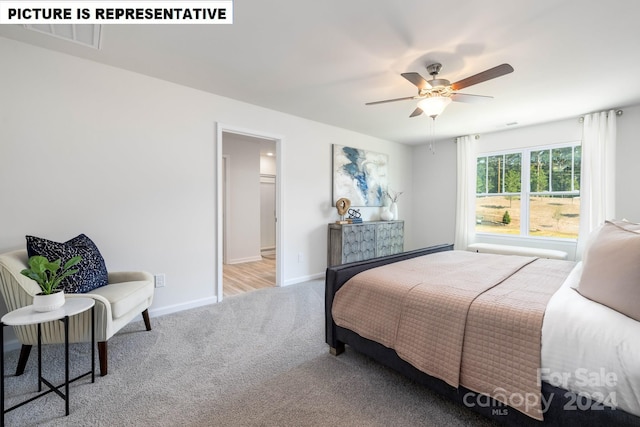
[366,63,514,119]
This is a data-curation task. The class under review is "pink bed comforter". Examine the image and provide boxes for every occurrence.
[332,250,575,420]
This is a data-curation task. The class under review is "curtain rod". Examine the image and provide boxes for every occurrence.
[454,109,624,141]
[453,135,480,142]
[579,109,623,123]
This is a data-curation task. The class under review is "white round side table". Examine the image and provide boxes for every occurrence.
[1,297,95,425]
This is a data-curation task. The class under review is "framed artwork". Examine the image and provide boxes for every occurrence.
[332,144,388,207]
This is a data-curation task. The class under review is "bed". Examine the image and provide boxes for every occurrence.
[325,221,640,426]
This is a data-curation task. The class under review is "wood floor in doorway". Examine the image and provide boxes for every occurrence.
[223,254,275,297]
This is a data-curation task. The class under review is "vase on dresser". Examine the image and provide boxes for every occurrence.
[389,202,398,220]
[380,206,393,221]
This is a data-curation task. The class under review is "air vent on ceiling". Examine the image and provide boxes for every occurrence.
[23,24,102,49]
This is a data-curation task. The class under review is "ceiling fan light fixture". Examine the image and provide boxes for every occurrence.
[417,96,452,118]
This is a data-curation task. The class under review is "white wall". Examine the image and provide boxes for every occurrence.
[411,107,640,260]
[412,140,457,248]
[0,37,414,323]
[260,154,276,176]
[615,104,640,222]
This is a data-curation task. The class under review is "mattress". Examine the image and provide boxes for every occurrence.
[541,262,640,417]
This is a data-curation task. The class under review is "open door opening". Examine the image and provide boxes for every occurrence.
[216,124,283,302]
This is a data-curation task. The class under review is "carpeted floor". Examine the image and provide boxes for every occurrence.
[2,280,497,426]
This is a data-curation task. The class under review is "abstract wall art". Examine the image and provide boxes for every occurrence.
[332,144,388,207]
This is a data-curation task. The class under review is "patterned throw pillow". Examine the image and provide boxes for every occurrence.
[26,234,109,293]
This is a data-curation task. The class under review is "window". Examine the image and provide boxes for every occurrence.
[475,142,581,239]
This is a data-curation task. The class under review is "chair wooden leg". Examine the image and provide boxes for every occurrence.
[142,309,152,331]
[98,341,108,376]
[15,344,32,376]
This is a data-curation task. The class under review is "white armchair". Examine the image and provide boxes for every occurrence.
[0,249,154,376]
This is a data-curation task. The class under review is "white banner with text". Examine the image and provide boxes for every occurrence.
[0,1,233,24]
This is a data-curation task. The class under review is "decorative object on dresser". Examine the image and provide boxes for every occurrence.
[380,208,393,221]
[327,220,404,266]
[332,145,388,207]
[335,197,351,224]
[347,208,362,224]
[384,188,403,220]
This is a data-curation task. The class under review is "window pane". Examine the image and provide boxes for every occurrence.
[476,157,487,194]
[504,153,521,193]
[484,153,522,194]
[530,150,549,192]
[551,147,574,191]
[529,195,580,238]
[487,155,502,193]
[475,195,521,235]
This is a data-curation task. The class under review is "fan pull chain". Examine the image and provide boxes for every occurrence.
[428,117,436,155]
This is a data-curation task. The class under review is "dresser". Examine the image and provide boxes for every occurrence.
[327,220,404,266]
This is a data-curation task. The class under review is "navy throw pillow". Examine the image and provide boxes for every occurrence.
[26,234,109,293]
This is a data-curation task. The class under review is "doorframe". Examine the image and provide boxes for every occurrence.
[215,123,284,302]
[222,154,231,264]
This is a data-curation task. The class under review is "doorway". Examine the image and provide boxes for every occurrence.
[216,124,283,301]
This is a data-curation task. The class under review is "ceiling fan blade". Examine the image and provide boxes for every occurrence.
[401,72,432,90]
[366,96,415,106]
[451,93,494,104]
[409,107,423,117]
[450,64,514,91]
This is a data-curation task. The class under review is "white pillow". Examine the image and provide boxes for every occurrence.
[578,220,640,321]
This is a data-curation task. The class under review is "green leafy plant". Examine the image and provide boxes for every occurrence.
[20,255,82,295]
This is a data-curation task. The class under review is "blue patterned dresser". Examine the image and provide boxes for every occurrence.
[327,221,404,266]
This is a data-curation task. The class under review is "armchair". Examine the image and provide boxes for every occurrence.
[0,249,154,376]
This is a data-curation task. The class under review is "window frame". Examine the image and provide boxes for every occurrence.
[475,141,581,240]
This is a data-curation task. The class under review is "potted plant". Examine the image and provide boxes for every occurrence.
[20,255,82,312]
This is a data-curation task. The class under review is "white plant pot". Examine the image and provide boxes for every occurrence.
[33,291,65,312]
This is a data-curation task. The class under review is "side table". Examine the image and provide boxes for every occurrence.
[1,297,95,426]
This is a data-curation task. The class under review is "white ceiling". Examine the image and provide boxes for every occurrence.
[1,0,639,145]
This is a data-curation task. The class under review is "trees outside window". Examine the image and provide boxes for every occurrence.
[475,143,580,239]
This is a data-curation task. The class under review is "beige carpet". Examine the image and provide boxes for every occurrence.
[2,280,496,426]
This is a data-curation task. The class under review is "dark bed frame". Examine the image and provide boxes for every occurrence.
[325,244,639,426]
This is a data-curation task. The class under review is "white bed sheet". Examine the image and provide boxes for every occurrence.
[542,262,640,417]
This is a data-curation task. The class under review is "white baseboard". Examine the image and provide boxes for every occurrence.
[149,296,218,318]
[226,255,263,264]
[283,272,324,286]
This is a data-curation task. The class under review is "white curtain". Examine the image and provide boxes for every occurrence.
[576,110,617,259]
[454,135,476,250]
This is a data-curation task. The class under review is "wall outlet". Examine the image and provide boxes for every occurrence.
[154,274,166,288]
[298,252,304,263]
